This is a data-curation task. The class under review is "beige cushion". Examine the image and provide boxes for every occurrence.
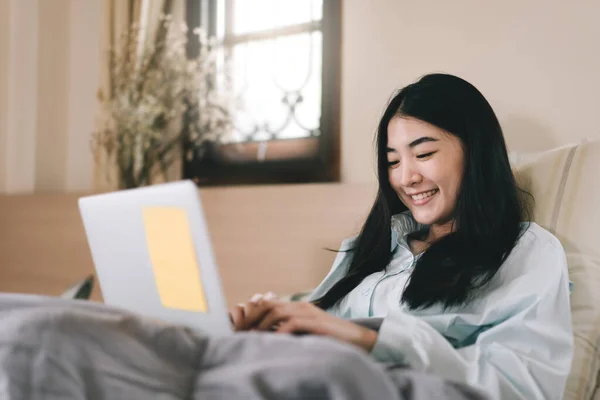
[515,140,600,400]
[509,150,543,167]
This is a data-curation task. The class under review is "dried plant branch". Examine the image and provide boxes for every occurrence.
[92,15,233,189]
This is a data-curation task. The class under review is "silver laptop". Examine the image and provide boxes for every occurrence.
[78,180,232,335]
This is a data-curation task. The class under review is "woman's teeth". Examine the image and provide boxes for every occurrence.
[411,189,438,201]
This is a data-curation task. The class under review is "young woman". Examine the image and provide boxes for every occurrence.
[231,73,574,399]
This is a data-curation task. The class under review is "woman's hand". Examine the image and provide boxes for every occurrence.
[229,292,277,331]
[243,299,378,352]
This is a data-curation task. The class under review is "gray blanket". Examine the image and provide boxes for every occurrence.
[0,294,489,400]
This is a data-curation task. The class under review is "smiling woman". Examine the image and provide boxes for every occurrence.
[232,73,574,400]
[316,73,530,312]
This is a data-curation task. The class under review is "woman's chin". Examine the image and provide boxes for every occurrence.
[410,209,439,226]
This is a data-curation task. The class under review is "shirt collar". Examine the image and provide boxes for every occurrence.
[390,211,428,252]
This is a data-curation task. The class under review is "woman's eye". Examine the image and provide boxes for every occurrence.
[416,151,435,159]
[387,160,399,167]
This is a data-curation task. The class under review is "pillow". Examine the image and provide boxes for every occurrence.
[514,140,600,400]
[509,150,543,167]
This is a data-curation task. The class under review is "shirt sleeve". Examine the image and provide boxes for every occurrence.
[370,239,574,400]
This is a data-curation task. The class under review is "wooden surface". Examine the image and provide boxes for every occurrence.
[0,183,376,306]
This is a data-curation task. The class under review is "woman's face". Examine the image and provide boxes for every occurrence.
[386,116,464,228]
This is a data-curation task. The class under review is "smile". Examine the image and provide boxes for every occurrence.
[408,189,439,205]
[410,189,438,201]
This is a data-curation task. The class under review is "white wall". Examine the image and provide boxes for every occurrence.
[65,0,102,192]
[341,0,600,183]
[0,0,9,192]
[36,0,69,192]
[0,0,100,194]
[0,0,39,194]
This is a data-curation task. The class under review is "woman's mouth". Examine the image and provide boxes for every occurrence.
[408,189,439,206]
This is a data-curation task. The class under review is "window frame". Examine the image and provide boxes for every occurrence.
[183,0,341,186]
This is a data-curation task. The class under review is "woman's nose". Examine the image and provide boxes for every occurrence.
[398,164,422,187]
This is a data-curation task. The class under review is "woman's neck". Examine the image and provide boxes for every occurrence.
[408,220,456,254]
[426,221,455,243]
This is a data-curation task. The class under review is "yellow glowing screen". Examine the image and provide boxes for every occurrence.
[142,207,208,312]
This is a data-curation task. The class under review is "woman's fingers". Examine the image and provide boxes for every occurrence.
[256,302,314,331]
[229,303,248,331]
[276,316,321,335]
[249,293,264,303]
[230,292,281,331]
[263,292,277,301]
[256,303,288,331]
[239,297,278,330]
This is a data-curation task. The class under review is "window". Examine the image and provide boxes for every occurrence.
[184,0,341,185]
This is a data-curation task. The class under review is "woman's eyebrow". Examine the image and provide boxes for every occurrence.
[387,137,438,153]
[409,136,439,148]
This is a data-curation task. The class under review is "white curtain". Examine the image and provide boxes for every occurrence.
[0,0,103,194]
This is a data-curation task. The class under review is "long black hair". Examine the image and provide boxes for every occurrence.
[315,73,530,311]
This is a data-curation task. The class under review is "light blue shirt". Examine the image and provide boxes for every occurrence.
[308,213,574,400]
